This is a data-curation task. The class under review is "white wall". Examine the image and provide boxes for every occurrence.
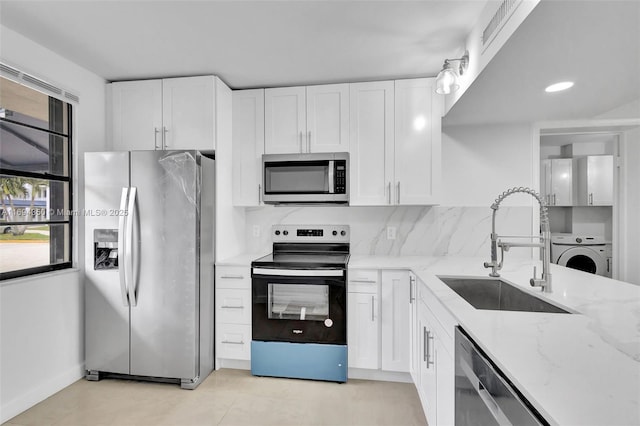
[620,127,640,285]
[0,25,106,422]
[441,123,535,206]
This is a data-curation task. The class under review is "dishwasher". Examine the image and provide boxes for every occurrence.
[454,327,549,426]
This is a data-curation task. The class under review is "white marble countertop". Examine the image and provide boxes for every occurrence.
[215,253,267,267]
[350,255,640,426]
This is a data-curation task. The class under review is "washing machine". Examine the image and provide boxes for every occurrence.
[551,233,612,277]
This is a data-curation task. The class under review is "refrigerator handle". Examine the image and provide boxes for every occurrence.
[118,188,130,307]
[126,187,138,307]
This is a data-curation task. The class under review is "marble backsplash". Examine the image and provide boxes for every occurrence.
[244,205,535,257]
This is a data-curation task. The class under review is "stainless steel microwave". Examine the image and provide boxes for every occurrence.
[262,152,349,205]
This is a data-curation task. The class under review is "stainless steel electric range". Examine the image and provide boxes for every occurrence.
[251,225,350,382]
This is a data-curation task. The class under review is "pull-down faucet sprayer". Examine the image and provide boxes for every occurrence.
[483,187,552,293]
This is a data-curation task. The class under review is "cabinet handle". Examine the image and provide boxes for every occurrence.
[350,279,377,283]
[220,274,245,279]
[607,258,611,272]
[409,276,415,303]
[387,182,391,204]
[553,193,556,205]
[221,305,244,309]
[397,182,400,204]
[154,127,160,150]
[163,126,169,149]
[426,330,434,367]
[258,184,262,204]
[307,131,311,153]
[423,327,427,362]
[371,295,375,322]
[221,340,244,345]
[299,131,303,153]
[589,193,594,205]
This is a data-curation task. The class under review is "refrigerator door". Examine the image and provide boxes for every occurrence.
[129,150,200,379]
[85,151,131,375]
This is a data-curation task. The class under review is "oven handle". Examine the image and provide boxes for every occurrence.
[252,267,344,277]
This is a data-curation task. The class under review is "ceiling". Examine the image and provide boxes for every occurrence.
[0,0,487,89]
[443,0,640,126]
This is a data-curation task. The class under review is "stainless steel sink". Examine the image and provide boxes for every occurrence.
[438,276,571,314]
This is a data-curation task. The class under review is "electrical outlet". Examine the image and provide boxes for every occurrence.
[253,225,260,237]
[387,226,396,240]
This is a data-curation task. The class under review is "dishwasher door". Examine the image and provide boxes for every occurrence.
[454,327,547,426]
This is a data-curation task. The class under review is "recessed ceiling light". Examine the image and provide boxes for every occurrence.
[545,81,574,93]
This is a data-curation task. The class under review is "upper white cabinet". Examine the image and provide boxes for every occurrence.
[264,84,349,154]
[232,89,265,206]
[577,155,614,206]
[394,79,442,205]
[110,76,219,152]
[349,79,442,206]
[349,81,395,205]
[380,270,410,372]
[540,158,575,206]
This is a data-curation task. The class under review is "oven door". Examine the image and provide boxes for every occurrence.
[252,267,346,345]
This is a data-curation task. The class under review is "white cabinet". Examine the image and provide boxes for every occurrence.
[215,265,252,361]
[393,79,441,205]
[349,79,442,206]
[264,84,349,154]
[110,76,218,152]
[347,270,379,369]
[540,158,575,206]
[232,89,265,206]
[577,155,614,206]
[380,270,410,372]
[408,272,419,382]
[415,276,456,426]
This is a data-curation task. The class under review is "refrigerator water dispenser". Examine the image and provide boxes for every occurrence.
[94,229,118,270]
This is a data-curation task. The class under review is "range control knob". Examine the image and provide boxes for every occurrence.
[576,237,582,243]
[332,230,338,236]
[275,230,280,236]
[340,230,346,236]
[283,230,289,236]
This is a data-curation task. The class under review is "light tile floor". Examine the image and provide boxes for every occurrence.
[4,369,427,426]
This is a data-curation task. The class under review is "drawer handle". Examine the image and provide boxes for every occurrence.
[350,279,377,283]
[221,305,244,309]
[220,275,245,279]
[221,340,244,345]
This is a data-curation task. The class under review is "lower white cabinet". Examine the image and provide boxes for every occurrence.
[215,265,252,361]
[380,270,410,372]
[348,269,380,369]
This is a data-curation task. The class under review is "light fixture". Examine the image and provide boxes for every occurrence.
[435,50,469,95]
[545,81,574,93]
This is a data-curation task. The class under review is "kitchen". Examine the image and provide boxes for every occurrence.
[1,0,639,425]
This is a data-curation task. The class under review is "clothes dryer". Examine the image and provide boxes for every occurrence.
[551,234,612,277]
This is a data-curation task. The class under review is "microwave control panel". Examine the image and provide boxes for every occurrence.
[335,161,346,194]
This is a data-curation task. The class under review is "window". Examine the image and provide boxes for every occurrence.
[0,76,73,279]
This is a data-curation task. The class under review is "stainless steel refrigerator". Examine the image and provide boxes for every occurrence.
[84,150,215,389]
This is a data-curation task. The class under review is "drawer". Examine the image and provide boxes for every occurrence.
[216,265,251,289]
[216,288,251,324]
[348,269,379,293]
[216,324,251,360]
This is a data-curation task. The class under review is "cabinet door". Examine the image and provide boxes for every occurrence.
[110,80,162,151]
[435,337,455,426]
[232,89,265,206]
[349,81,394,205]
[394,79,441,205]
[380,270,410,372]
[540,159,552,206]
[306,84,349,153]
[348,292,379,369]
[162,76,215,151]
[264,86,306,154]
[418,306,437,426]
[550,158,574,206]
[587,155,613,205]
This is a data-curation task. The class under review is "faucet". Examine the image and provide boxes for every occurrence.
[483,187,552,293]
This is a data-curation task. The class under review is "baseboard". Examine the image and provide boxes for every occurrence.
[348,368,413,383]
[0,363,85,423]
[216,358,251,371]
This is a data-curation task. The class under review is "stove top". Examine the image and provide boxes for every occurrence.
[252,225,350,269]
